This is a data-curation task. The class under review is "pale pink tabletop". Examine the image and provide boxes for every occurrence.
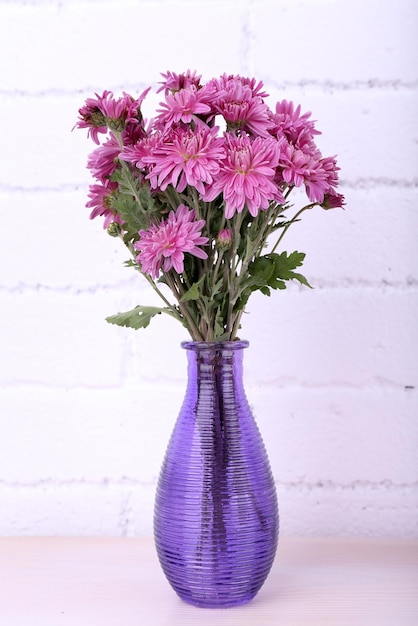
[0,536,417,625]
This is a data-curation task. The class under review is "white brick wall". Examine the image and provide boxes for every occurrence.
[0,0,417,537]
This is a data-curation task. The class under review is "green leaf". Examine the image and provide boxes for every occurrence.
[117,163,143,199]
[234,289,252,313]
[106,305,167,330]
[243,256,275,291]
[272,250,305,271]
[268,251,313,289]
[113,194,145,231]
[111,163,159,236]
[213,307,226,339]
[283,270,312,288]
[211,278,224,298]
[180,276,205,302]
[137,184,157,214]
[242,250,312,305]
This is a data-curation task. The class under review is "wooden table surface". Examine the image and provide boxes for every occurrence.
[0,536,417,625]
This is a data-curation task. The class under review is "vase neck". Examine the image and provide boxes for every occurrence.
[182,341,249,354]
[182,341,248,403]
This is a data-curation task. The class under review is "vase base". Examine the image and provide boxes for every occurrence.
[176,590,258,609]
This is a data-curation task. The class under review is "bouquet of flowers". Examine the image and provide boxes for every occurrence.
[75,70,344,342]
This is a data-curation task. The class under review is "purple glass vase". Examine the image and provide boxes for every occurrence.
[153,341,279,608]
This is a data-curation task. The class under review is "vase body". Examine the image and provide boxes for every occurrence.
[153,341,279,608]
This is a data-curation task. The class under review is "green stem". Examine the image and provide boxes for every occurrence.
[189,187,201,216]
[233,210,275,294]
[165,273,204,341]
[225,212,245,336]
[142,273,183,321]
[231,307,244,340]
[253,203,285,260]
[211,249,225,290]
[270,203,317,254]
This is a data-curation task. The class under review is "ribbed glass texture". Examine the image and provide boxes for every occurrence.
[154,341,279,608]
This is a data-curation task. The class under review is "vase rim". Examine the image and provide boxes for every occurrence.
[182,340,249,351]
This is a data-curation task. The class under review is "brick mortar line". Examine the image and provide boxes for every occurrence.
[1,281,417,294]
[0,478,417,490]
[1,79,417,99]
[268,78,418,92]
[1,178,417,194]
[0,381,416,392]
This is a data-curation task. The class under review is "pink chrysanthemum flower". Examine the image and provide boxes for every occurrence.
[143,126,225,195]
[271,100,320,149]
[86,182,123,229]
[87,133,121,183]
[98,92,132,122]
[134,205,209,279]
[154,85,212,129]
[75,91,111,144]
[120,132,164,169]
[214,73,270,99]
[278,141,314,188]
[99,89,150,127]
[157,70,202,94]
[122,120,148,146]
[304,154,341,203]
[303,165,333,203]
[207,75,273,137]
[203,134,283,218]
[318,155,341,190]
[278,141,342,204]
[75,89,150,142]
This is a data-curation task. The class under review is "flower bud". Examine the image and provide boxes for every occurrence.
[107,221,121,237]
[216,228,232,251]
[321,192,346,210]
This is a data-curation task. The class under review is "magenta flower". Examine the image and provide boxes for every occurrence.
[303,166,333,203]
[87,133,121,183]
[86,182,123,229]
[155,85,212,130]
[204,134,283,218]
[75,89,150,141]
[321,190,346,209]
[318,155,341,190]
[271,100,320,149]
[157,70,202,94]
[304,154,341,203]
[134,205,209,278]
[122,120,147,146]
[119,132,164,189]
[278,141,342,204]
[98,89,150,128]
[76,71,345,342]
[207,75,273,137]
[213,73,270,99]
[144,126,225,194]
[278,141,314,188]
[74,91,111,144]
